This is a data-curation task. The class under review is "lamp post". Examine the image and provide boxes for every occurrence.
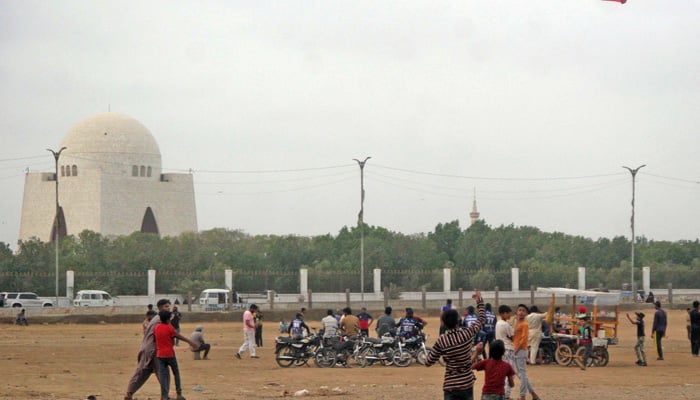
[623,164,645,297]
[353,157,371,302]
[48,146,67,306]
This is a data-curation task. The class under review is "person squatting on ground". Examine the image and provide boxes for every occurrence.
[525,305,550,365]
[124,298,171,400]
[652,300,667,360]
[513,304,541,400]
[189,325,211,360]
[425,290,485,400]
[154,310,197,400]
[236,304,259,359]
[15,308,28,326]
[689,300,700,357]
[472,339,515,400]
[626,312,647,366]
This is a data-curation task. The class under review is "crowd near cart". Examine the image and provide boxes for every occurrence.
[537,287,621,367]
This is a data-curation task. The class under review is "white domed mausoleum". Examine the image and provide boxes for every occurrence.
[19,112,197,242]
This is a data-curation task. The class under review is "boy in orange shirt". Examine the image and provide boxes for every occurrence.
[513,304,540,400]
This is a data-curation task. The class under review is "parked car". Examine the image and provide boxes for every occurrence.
[198,288,230,310]
[73,290,114,307]
[1,292,54,307]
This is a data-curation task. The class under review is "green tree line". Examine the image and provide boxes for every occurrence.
[1,220,699,297]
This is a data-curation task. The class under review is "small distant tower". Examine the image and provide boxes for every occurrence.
[469,188,480,226]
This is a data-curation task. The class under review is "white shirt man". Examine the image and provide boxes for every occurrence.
[495,305,515,399]
[322,310,339,338]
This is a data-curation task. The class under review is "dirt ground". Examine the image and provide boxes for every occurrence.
[1,309,698,400]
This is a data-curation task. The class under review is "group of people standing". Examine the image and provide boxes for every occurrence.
[430,294,548,400]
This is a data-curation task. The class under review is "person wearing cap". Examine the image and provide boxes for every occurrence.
[689,300,700,357]
[356,307,374,337]
[652,300,667,360]
[189,325,211,360]
[626,312,647,366]
[576,314,594,371]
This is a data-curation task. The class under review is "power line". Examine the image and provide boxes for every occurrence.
[372,163,626,181]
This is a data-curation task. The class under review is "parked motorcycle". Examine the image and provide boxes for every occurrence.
[538,334,557,365]
[353,333,413,367]
[275,333,320,367]
[314,334,358,368]
[403,333,430,365]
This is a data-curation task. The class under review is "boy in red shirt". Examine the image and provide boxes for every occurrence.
[472,340,515,400]
[154,310,197,400]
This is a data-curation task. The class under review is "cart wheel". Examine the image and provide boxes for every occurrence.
[576,346,593,367]
[555,344,573,366]
[594,348,609,367]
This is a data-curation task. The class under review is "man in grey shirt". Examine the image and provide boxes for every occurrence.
[124,299,171,400]
[375,306,396,337]
[190,325,211,359]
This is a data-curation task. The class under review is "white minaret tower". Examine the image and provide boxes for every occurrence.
[469,188,480,226]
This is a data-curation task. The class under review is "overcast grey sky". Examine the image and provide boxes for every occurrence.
[1,1,699,250]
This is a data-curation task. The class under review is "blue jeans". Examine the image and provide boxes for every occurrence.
[157,357,182,399]
[444,388,473,400]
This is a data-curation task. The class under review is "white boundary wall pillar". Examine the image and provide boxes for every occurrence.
[511,268,519,292]
[578,267,586,290]
[225,269,233,294]
[373,268,381,294]
[300,268,308,295]
[643,267,651,294]
[66,270,74,301]
[443,268,451,293]
[148,269,156,305]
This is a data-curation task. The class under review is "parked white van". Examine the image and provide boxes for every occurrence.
[73,290,114,307]
[198,289,229,309]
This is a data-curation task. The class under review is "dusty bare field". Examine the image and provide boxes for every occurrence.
[1,309,699,400]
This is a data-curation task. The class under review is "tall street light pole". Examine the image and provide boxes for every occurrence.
[353,157,371,302]
[48,147,67,306]
[623,164,645,298]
